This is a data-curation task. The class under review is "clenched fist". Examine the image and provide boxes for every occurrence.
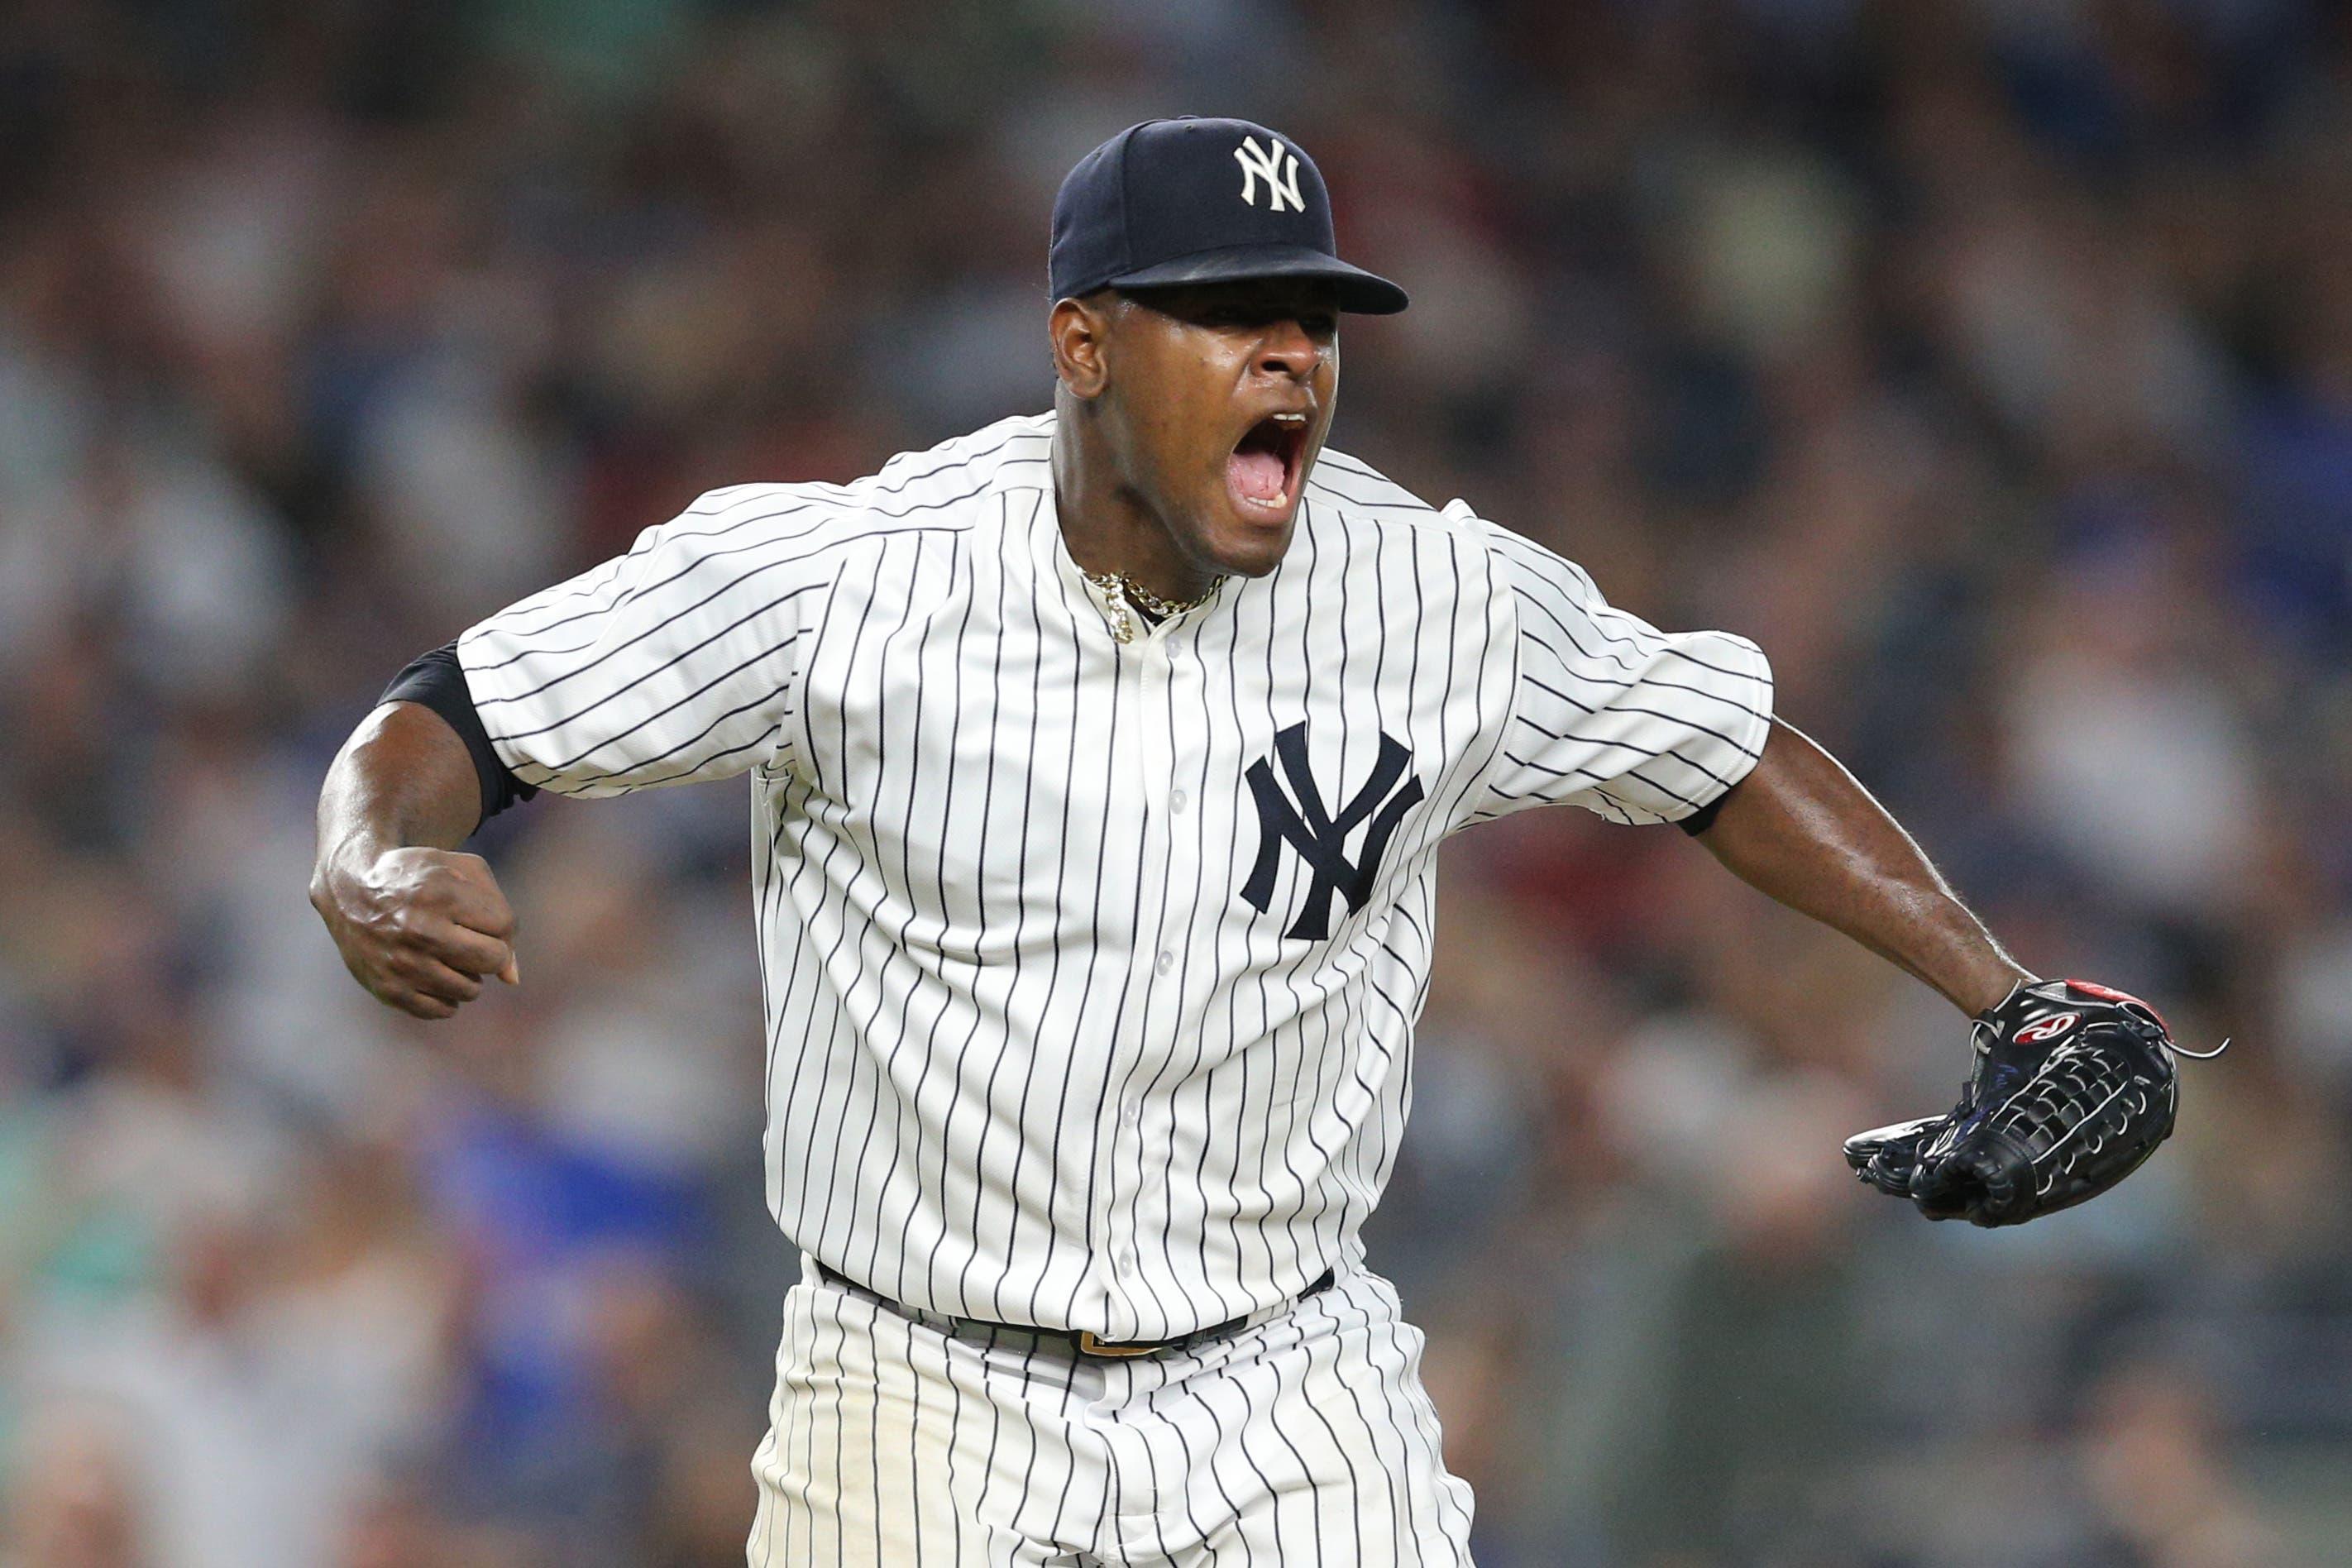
[311,845,519,1020]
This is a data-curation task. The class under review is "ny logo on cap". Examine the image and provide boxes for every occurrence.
[1234,135,1305,214]
[1241,724,1424,941]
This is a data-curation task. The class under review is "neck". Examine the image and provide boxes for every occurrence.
[1051,412,1217,603]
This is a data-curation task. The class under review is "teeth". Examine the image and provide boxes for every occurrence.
[1271,413,1307,426]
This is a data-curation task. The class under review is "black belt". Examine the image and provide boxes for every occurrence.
[810,1261,1336,1359]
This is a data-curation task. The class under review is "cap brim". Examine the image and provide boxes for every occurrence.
[1107,243,1408,315]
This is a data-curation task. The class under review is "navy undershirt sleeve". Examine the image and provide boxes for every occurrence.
[1676,789,1729,836]
[380,643,538,829]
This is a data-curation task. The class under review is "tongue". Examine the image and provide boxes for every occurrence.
[1228,447,1287,504]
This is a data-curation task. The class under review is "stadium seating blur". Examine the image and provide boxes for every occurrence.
[2,2,2346,1563]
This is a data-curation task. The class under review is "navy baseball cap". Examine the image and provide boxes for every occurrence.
[1049,117,1408,315]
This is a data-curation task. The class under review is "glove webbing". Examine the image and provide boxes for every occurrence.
[1976,1035,2176,1203]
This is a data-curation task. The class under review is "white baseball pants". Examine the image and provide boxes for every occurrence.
[747,1250,1476,1566]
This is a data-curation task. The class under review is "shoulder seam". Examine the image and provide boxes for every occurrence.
[1459,518,1524,821]
[686,484,994,543]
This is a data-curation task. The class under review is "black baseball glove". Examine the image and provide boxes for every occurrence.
[1844,978,2216,1227]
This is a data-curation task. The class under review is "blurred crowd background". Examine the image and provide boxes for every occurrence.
[2,0,2349,1563]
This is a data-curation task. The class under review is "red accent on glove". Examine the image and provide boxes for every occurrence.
[2065,978,2168,1032]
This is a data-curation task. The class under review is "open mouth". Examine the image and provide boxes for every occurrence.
[1226,412,1311,516]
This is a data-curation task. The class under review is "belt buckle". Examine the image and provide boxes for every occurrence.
[1077,1330,1164,1359]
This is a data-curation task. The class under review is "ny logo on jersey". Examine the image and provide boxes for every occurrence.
[1234,136,1305,213]
[1241,724,1425,941]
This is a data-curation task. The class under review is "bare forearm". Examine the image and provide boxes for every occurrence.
[311,701,519,1017]
[1694,721,2028,1015]
[313,701,480,872]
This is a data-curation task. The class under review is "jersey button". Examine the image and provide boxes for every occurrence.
[1169,790,1188,813]
[1155,949,1174,975]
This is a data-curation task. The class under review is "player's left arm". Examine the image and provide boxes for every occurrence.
[1689,720,2213,1225]
[1463,514,2211,1225]
[1680,719,2028,1016]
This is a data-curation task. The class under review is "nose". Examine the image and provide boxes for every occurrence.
[1255,318,1319,380]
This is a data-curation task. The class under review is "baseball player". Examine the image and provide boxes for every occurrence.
[311,118,2200,1564]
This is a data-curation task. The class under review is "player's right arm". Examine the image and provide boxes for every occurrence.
[311,699,521,1020]
[311,485,831,1019]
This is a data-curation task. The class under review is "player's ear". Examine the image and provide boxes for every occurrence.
[1049,294,1114,399]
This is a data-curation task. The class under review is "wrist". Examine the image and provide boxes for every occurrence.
[1957,961,2034,1018]
[313,831,394,904]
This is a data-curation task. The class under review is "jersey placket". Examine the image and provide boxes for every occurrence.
[1095,605,1194,1340]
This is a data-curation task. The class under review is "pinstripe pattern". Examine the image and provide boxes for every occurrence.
[455,411,1771,1557]
[749,1248,1474,1566]
[461,413,1769,1333]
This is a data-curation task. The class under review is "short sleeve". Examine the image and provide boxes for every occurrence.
[457,489,833,797]
[1469,520,1773,827]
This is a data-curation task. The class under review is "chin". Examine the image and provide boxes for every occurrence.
[1197,507,1298,577]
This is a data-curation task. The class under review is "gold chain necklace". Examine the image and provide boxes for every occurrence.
[1082,568,1223,643]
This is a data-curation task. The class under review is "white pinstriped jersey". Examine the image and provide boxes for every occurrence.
[458,411,1772,1342]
